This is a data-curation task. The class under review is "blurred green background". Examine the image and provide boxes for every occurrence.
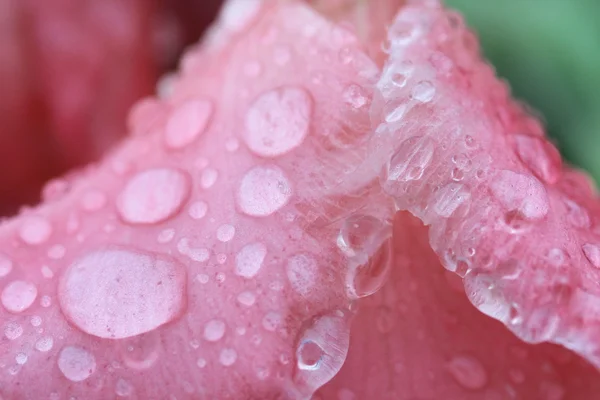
[447,0,600,182]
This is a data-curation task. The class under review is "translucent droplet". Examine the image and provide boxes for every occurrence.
[18,215,52,245]
[115,378,134,397]
[4,322,23,340]
[262,312,282,332]
[243,86,312,157]
[342,84,369,109]
[204,319,226,342]
[188,201,208,220]
[30,315,42,326]
[119,332,160,370]
[15,352,28,365]
[385,136,435,182]
[513,134,561,185]
[237,291,256,307]
[57,346,96,382]
[447,355,488,390]
[235,242,267,278]
[58,248,186,339]
[164,99,213,149]
[47,244,66,260]
[40,295,52,308]
[117,168,190,224]
[35,336,54,352]
[200,168,218,189]
[238,166,292,217]
[216,224,236,242]
[338,215,392,299]
[490,170,549,220]
[411,80,435,103]
[197,358,207,368]
[286,254,318,296]
[583,243,600,269]
[0,253,13,278]
[1,280,37,313]
[294,311,351,395]
[563,198,590,229]
[157,228,175,244]
[219,348,238,367]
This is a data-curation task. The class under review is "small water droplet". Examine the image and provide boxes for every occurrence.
[376,306,395,334]
[115,378,134,397]
[30,315,42,326]
[294,311,350,394]
[18,216,52,245]
[447,355,488,390]
[0,253,13,277]
[490,170,550,220]
[164,99,213,150]
[563,198,590,229]
[47,244,66,260]
[59,248,186,339]
[35,336,54,352]
[177,238,210,262]
[197,358,207,368]
[235,242,267,278]
[57,346,96,382]
[15,352,28,365]
[262,312,282,332]
[41,265,54,279]
[338,215,392,299]
[513,134,561,184]
[286,254,318,296]
[1,280,37,313]
[237,291,256,307]
[117,168,190,224]
[219,348,238,366]
[204,319,226,342]
[4,322,23,340]
[188,201,208,220]
[40,295,52,307]
[429,183,470,218]
[342,84,370,109]
[508,368,525,384]
[216,224,236,242]
[196,273,209,284]
[411,80,435,103]
[583,243,600,268]
[200,168,218,189]
[385,136,435,182]
[157,229,176,243]
[243,86,312,157]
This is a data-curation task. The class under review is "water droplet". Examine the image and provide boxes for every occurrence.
[563,198,590,228]
[262,312,282,332]
[115,378,134,397]
[41,265,54,278]
[490,170,549,220]
[237,291,256,307]
[4,322,23,340]
[80,189,107,211]
[1,280,37,313]
[447,355,488,390]
[411,80,435,102]
[196,273,209,284]
[238,166,292,216]
[384,103,407,123]
[0,253,13,277]
[117,168,190,224]
[18,215,52,245]
[429,183,470,218]
[188,201,208,220]
[15,352,28,365]
[513,134,561,184]
[30,315,42,326]
[243,86,312,157]
[286,254,318,296]
[235,242,267,278]
[164,99,213,149]
[583,243,600,268]
[216,224,236,242]
[200,168,218,189]
[197,358,207,368]
[47,244,66,260]
[40,295,52,307]
[385,136,435,182]
[59,248,186,339]
[35,336,54,352]
[119,332,160,370]
[57,346,96,382]
[338,215,392,299]
[342,84,369,109]
[157,228,176,243]
[219,348,238,366]
[177,238,210,262]
[204,319,226,342]
[294,311,350,394]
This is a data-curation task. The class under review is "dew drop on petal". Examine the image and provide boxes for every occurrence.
[237,291,256,307]
[1,280,37,313]
[513,134,562,185]
[4,322,23,340]
[216,224,236,242]
[219,348,238,367]
[411,80,435,103]
[235,243,267,278]
[200,168,219,189]
[188,201,208,220]
[0,253,13,278]
[117,168,190,225]
[164,99,213,150]
[262,312,282,332]
[80,189,107,211]
[385,136,434,183]
[286,254,318,296]
[238,166,292,216]
[447,355,488,390]
[244,86,312,157]
[204,319,226,342]
[115,378,134,397]
[18,216,52,245]
[57,346,96,382]
[58,248,187,339]
[583,243,600,269]
[35,336,54,352]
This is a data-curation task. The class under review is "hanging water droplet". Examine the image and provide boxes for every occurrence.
[338,215,392,299]
[294,311,351,395]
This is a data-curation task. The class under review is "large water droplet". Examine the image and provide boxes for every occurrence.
[204,319,226,342]
[164,98,213,150]
[385,136,435,182]
[513,134,561,185]
[58,248,186,339]
[235,242,267,278]
[238,166,292,216]
[18,215,52,245]
[286,254,318,296]
[490,170,550,220]
[117,168,190,224]
[338,215,392,299]
[294,311,351,395]
[1,280,37,313]
[447,355,488,390]
[57,346,96,382]
[244,86,312,157]
[0,253,13,277]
